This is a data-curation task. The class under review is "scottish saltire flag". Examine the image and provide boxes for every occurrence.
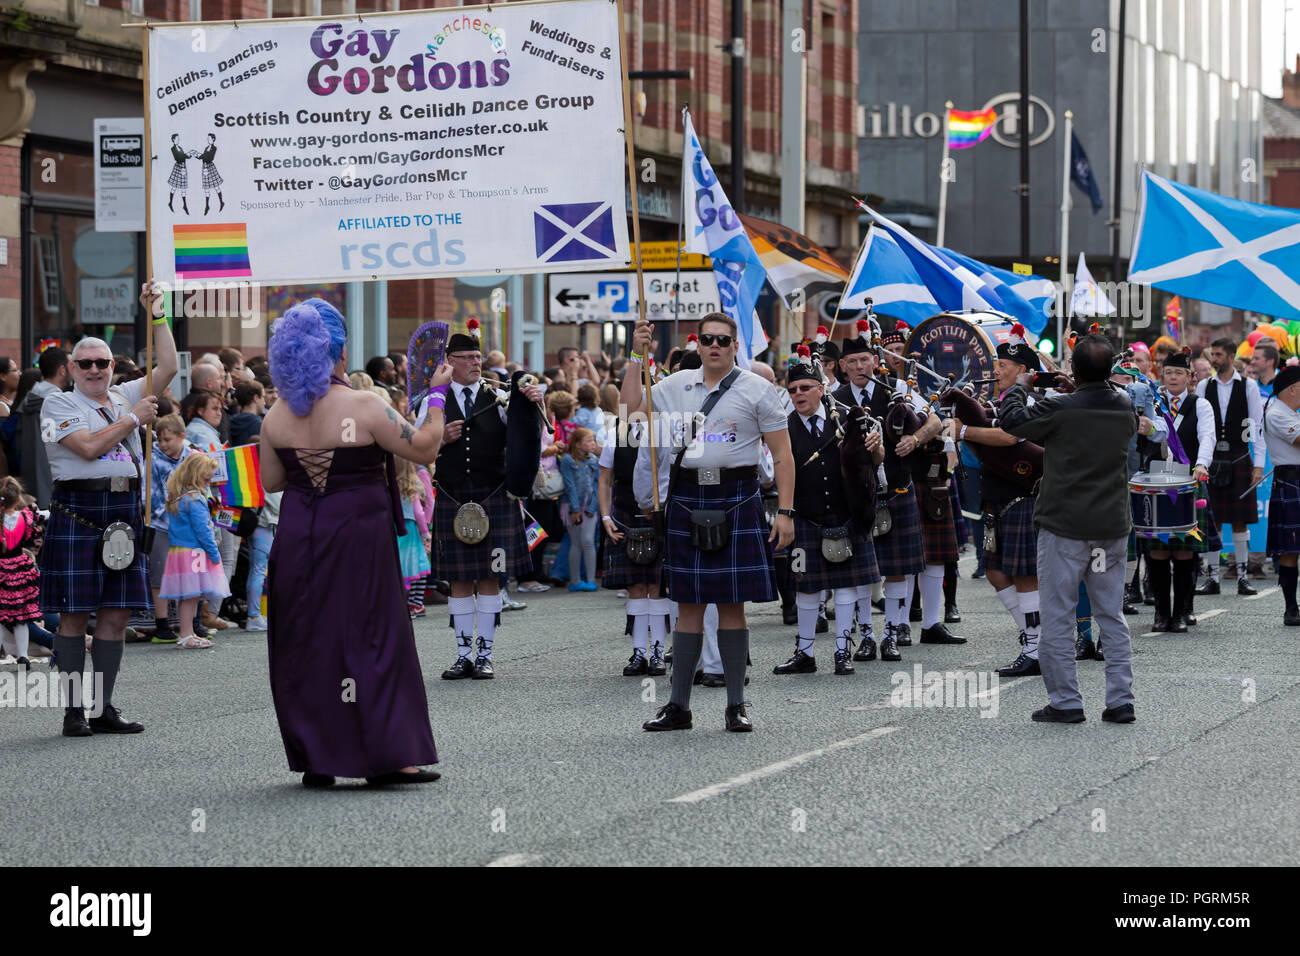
[1070,132,1104,214]
[841,225,942,326]
[1129,170,1300,321]
[939,248,1053,335]
[681,108,768,366]
[947,108,997,149]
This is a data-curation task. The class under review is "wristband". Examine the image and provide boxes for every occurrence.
[428,394,447,410]
[628,351,645,365]
[960,424,968,441]
[430,383,450,398]
[152,316,169,326]
[129,413,141,428]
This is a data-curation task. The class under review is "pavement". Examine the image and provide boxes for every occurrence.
[2,554,1298,867]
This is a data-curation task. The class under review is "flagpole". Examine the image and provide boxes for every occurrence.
[674,103,687,348]
[142,25,155,534]
[617,0,658,512]
[1058,109,1072,359]
[936,101,953,248]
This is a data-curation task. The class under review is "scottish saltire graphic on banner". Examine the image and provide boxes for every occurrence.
[947,108,997,149]
[173,223,251,279]
[681,107,768,365]
[533,202,619,263]
[210,444,265,508]
[939,248,1053,335]
[1129,170,1300,321]
[841,226,941,326]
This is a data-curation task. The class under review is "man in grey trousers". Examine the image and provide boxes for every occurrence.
[995,335,1138,724]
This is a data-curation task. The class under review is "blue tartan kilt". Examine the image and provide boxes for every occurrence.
[664,479,777,605]
[1208,454,1258,527]
[983,497,1037,577]
[40,489,151,613]
[873,486,926,577]
[1266,477,1300,556]
[602,502,664,590]
[430,483,531,581]
[789,515,880,593]
[1134,480,1221,554]
[951,482,969,549]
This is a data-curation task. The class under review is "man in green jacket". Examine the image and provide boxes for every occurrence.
[996,335,1137,725]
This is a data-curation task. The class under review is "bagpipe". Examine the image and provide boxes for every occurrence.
[407,319,544,501]
[939,384,1044,494]
[818,391,882,536]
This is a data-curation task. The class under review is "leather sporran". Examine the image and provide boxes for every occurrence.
[624,526,661,566]
[534,466,564,500]
[871,497,892,537]
[688,509,729,552]
[926,485,951,521]
[983,513,998,554]
[1208,461,1232,489]
[820,525,854,563]
[453,501,491,544]
[101,522,137,571]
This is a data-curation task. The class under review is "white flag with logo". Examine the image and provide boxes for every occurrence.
[1071,252,1115,317]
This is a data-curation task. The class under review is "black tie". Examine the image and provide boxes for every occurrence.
[462,387,474,411]
[810,417,821,440]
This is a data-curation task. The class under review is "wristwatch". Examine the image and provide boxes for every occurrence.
[777,508,796,518]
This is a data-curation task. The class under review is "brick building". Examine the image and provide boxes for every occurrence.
[0,0,858,370]
[1264,58,1300,211]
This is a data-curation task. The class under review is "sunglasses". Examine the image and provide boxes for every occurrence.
[788,384,820,394]
[698,333,734,347]
[75,359,112,371]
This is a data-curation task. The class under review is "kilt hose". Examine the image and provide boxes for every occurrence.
[1136,479,1221,554]
[40,489,151,613]
[1267,468,1300,556]
[873,486,927,577]
[430,482,531,581]
[1208,454,1259,528]
[602,502,664,591]
[983,497,1037,577]
[664,478,777,605]
[789,515,880,593]
[915,480,960,564]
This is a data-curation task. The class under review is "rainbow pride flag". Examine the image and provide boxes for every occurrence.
[947,108,997,149]
[213,443,265,508]
[173,223,252,279]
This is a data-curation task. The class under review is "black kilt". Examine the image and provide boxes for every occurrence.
[915,481,960,564]
[40,489,151,613]
[602,503,664,590]
[1209,454,1259,527]
[873,486,926,577]
[790,515,880,593]
[430,482,531,581]
[1267,474,1300,556]
[983,497,1037,577]
[664,478,776,605]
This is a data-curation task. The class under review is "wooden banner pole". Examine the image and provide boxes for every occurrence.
[142,25,155,528]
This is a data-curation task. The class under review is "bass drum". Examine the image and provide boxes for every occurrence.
[903,311,1054,402]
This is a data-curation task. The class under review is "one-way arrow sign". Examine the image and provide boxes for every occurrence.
[555,288,591,308]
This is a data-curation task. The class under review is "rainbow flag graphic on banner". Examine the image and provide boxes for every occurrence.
[212,443,265,508]
[947,108,997,149]
[173,223,252,279]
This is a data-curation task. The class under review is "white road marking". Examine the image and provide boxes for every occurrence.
[1245,587,1279,601]
[1197,608,1227,620]
[486,853,543,867]
[667,726,899,804]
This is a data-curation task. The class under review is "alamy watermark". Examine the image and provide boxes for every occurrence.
[0,669,105,716]
[889,664,999,718]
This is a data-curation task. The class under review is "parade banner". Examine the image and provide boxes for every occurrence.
[144,0,631,286]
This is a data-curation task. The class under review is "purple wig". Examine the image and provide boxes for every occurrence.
[268,298,348,417]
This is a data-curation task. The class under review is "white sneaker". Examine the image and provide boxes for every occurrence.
[501,594,527,611]
[244,616,268,631]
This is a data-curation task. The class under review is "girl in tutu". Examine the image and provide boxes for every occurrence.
[394,455,432,615]
[159,454,231,649]
[0,476,44,669]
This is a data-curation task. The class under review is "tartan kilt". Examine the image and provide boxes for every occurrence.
[915,481,960,564]
[602,502,664,590]
[1266,476,1300,556]
[951,481,969,549]
[983,497,1037,577]
[664,478,777,605]
[1208,454,1258,527]
[790,515,880,593]
[167,162,188,190]
[873,487,927,577]
[430,483,531,581]
[40,489,151,613]
[1137,480,1221,553]
[201,162,223,192]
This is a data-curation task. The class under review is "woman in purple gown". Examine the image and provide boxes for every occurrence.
[260,299,452,787]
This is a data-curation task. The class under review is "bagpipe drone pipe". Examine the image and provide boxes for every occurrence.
[940,384,1043,494]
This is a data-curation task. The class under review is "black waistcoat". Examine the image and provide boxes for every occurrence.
[788,409,849,521]
[1164,390,1203,464]
[436,384,507,488]
[1204,377,1249,456]
[611,426,640,514]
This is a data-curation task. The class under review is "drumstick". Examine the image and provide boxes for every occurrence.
[1238,468,1274,499]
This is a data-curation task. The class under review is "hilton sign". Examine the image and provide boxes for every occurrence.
[857,93,1055,148]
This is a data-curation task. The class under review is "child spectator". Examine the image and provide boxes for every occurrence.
[407,463,434,616]
[0,476,43,668]
[160,454,231,649]
[560,427,601,592]
[148,414,190,643]
[228,381,265,446]
[243,489,280,632]
[573,383,607,443]
[394,455,432,615]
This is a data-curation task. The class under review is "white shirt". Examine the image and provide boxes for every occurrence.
[42,378,147,482]
[1263,398,1300,466]
[1196,371,1265,467]
[413,378,507,428]
[1163,389,1215,470]
[797,410,827,437]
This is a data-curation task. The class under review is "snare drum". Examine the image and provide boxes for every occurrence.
[1129,471,1199,537]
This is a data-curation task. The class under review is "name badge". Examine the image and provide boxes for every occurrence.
[1216,440,1230,453]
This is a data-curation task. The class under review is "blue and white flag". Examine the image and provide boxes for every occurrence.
[1129,170,1300,321]
[1070,132,1104,214]
[681,108,768,366]
[939,248,1054,335]
[841,225,942,326]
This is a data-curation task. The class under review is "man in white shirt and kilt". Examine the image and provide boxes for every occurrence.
[773,346,883,676]
[429,328,544,681]
[620,312,795,733]
[1261,360,1300,626]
